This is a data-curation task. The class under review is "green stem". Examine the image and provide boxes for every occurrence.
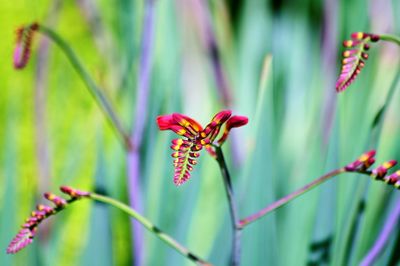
[239,168,346,228]
[215,147,241,266]
[89,193,211,266]
[380,34,400,46]
[37,25,132,150]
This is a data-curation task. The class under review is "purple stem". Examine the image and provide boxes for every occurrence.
[360,197,400,266]
[321,0,338,145]
[35,34,52,194]
[34,0,62,195]
[194,0,232,107]
[239,168,345,227]
[127,0,155,265]
[34,0,62,244]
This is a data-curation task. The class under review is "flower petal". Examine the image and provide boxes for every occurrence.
[172,113,203,134]
[156,114,175,130]
[217,115,249,145]
[226,115,248,130]
[212,110,232,123]
[157,114,201,138]
[202,110,232,141]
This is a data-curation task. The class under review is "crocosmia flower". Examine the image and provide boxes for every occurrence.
[13,23,39,69]
[6,186,90,254]
[336,32,380,92]
[157,110,248,186]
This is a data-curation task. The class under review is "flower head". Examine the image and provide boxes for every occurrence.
[13,23,39,69]
[336,32,380,92]
[157,110,248,186]
[6,186,90,254]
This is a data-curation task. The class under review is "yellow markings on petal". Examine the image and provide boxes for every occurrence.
[359,150,376,162]
[359,154,369,162]
[46,193,55,200]
[343,51,351,57]
[189,152,200,158]
[171,152,181,158]
[353,32,364,40]
[176,128,187,135]
[171,145,180,151]
[173,139,184,145]
[191,144,203,151]
[188,158,197,165]
[172,114,202,136]
[383,160,397,169]
[343,40,353,47]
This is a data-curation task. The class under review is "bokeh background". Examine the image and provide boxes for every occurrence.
[1,0,400,265]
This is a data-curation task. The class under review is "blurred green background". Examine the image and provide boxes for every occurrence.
[1,0,400,265]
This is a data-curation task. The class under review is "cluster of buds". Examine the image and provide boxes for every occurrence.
[13,22,39,69]
[157,110,248,186]
[345,150,400,189]
[6,186,90,254]
[336,32,380,92]
[344,150,376,172]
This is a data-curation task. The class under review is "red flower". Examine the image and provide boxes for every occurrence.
[336,32,380,92]
[157,110,248,186]
[6,186,90,254]
[13,23,39,69]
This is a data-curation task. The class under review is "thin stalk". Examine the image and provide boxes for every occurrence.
[37,25,132,149]
[89,193,211,266]
[240,168,346,228]
[215,147,241,266]
[35,2,62,194]
[195,0,232,106]
[380,34,400,46]
[360,198,400,266]
[127,0,156,264]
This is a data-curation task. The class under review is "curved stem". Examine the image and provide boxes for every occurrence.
[380,34,400,46]
[360,199,400,266]
[89,193,211,266]
[215,147,241,266]
[37,25,132,150]
[239,168,346,228]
